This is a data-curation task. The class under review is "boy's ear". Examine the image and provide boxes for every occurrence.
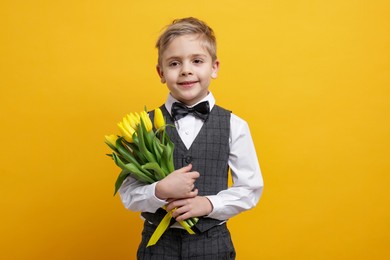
[211,60,220,79]
[156,65,166,84]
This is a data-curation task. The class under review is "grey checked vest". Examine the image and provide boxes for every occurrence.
[141,104,231,233]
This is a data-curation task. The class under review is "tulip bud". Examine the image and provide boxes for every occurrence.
[122,116,135,133]
[127,113,139,130]
[104,134,117,147]
[134,112,141,122]
[118,122,135,143]
[154,108,165,130]
[140,111,153,132]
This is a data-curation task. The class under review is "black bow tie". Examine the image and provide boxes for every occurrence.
[171,101,210,122]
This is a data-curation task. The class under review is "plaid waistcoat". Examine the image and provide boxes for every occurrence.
[141,104,231,233]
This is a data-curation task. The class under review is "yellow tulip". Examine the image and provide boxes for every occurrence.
[154,108,165,130]
[127,113,140,130]
[140,111,153,132]
[118,122,135,143]
[104,134,117,147]
[134,112,141,122]
[122,116,135,133]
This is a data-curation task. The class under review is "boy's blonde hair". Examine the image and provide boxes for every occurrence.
[156,17,217,66]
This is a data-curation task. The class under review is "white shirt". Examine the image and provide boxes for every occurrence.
[119,92,263,221]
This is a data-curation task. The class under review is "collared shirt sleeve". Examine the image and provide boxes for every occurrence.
[119,177,166,213]
[205,114,264,220]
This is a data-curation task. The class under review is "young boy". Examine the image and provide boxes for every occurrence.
[119,17,263,259]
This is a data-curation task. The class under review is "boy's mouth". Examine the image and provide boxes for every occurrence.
[178,80,199,86]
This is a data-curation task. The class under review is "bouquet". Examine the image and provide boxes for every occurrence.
[105,108,198,246]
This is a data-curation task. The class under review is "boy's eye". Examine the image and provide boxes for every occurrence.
[193,59,203,64]
[169,61,180,67]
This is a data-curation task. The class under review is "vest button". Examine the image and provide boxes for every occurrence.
[185,156,192,164]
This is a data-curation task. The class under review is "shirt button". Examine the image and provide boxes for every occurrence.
[185,156,192,164]
[185,130,190,135]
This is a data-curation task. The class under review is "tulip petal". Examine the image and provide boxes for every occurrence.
[141,111,153,132]
[154,108,165,130]
[128,113,139,129]
[118,122,133,143]
[104,135,118,151]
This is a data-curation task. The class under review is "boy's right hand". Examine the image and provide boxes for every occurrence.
[155,164,199,200]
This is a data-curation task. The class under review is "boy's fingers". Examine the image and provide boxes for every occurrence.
[188,171,200,179]
[188,188,198,197]
[175,212,191,222]
[175,164,199,178]
[166,199,180,212]
[166,198,177,203]
[176,164,192,173]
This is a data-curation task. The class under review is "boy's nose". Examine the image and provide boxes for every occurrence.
[180,63,193,76]
[181,70,193,76]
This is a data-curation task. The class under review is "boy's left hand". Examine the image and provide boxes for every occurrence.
[165,196,213,222]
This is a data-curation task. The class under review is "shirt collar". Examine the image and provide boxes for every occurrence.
[164,92,216,116]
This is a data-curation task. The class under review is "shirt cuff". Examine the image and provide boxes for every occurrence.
[204,195,224,220]
[149,182,167,209]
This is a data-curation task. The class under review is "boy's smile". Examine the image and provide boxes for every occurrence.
[157,34,219,106]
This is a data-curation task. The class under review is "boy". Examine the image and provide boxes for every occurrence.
[119,17,263,259]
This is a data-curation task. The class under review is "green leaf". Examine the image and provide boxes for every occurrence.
[165,139,175,173]
[137,120,157,163]
[115,138,157,179]
[141,162,166,180]
[152,136,163,164]
[114,169,131,196]
[123,139,148,164]
[112,152,128,170]
[116,138,140,166]
[160,146,171,177]
[124,163,156,183]
[160,125,175,145]
[132,133,139,145]
[113,153,156,183]
[140,118,154,154]
[104,140,118,153]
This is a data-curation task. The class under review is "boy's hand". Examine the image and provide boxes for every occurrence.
[155,164,199,200]
[165,196,213,222]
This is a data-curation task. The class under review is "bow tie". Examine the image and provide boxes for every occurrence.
[171,101,210,122]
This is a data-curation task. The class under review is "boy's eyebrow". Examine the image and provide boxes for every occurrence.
[192,53,208,58]
[165,56,181,61]
[165,54,208,61]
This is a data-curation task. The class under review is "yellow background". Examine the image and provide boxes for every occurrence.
[1,0,389,259]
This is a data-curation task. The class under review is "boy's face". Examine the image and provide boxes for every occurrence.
[157,34,219,106]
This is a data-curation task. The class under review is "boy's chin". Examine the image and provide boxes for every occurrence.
[171,91,209,106]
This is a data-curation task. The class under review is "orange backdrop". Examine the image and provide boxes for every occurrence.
[1,0,390,259]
